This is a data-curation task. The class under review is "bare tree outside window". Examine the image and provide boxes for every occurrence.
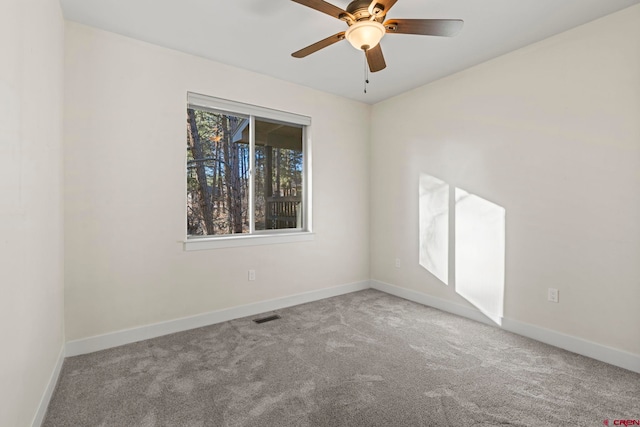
[187,109,250,236]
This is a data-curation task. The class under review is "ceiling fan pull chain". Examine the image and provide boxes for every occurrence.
[363,53,369,94]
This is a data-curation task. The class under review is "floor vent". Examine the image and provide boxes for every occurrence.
[253,314,281,324]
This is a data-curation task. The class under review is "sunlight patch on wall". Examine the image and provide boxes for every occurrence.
[455,188,505,325]
[419,173,449,285]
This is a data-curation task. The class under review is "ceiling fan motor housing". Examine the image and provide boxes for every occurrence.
[347,0,386,22]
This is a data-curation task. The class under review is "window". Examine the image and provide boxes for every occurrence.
[185,93,312,250]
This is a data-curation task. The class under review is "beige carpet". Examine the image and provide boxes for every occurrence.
[44,290,640,426]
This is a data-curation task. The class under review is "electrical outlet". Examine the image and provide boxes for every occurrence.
[548,288,559,303]
[395,258,401,268]
[248,269,256,281]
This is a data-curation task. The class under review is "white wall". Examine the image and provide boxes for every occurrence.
[371,5,640,355]
[63,23,371,342]
[0,0,65,425]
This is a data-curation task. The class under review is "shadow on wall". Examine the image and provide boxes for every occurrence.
[419,173,506,325]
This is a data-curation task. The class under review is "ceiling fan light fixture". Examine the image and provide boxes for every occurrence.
[345,20,385,50]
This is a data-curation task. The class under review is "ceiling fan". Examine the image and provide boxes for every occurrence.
[291,0,463,73]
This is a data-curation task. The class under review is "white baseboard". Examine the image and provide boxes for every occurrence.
[31,345,65,427]
[502,318,640,374]
[66,280,370,357]
[370,280,640,374]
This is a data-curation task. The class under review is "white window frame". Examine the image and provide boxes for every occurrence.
[184,93,313,251]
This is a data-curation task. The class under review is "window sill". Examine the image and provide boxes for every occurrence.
[184,232,315,251]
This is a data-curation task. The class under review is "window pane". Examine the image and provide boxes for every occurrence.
[254,119,303,231]
[187,108,250,236]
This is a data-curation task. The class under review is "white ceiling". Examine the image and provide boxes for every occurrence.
[59,0,640,104]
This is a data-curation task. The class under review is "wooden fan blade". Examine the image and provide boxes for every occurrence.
[384,19,464,36]
[291,32,346,58]
[365,44,386,72]
[368,0,398,16]
[291,0,351,20]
